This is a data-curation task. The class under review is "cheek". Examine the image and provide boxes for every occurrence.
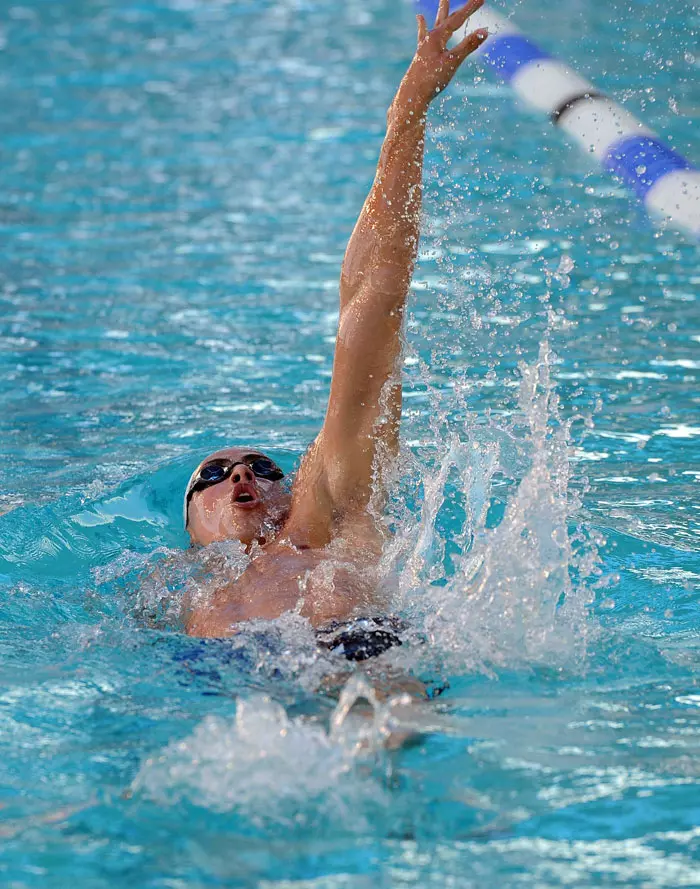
[194,485,233,529]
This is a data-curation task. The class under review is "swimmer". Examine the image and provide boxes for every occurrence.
[185,1,489,647]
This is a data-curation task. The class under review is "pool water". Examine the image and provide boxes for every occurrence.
[1,0,699,885]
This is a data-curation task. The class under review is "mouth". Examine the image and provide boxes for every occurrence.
[231,482,261,510]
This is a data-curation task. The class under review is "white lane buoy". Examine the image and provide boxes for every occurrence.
[414,1,700,240]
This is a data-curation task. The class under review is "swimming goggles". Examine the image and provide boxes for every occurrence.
[184,454,284,524]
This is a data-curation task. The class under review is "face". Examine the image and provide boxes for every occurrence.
[185,447,291,547]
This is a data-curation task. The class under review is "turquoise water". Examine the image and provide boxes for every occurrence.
[1,0,699,885]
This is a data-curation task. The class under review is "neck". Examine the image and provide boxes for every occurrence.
[243,507,290,553]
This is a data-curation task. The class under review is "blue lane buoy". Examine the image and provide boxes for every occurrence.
[412,0,700,240]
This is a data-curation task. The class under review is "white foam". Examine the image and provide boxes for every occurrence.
[132,678,395,826]
[381,341,601,674]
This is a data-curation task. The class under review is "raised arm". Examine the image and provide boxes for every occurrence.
[340,0,487,316]
[288,1,488,541]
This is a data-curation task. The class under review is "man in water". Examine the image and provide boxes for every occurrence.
[185,1,488,649]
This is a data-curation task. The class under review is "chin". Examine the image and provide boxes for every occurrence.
[226,508,269,543]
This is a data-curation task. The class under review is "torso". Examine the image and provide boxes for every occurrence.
[186,515,387,637]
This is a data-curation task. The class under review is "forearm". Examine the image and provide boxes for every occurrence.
[340,91,429,310]
[339,0,487,310]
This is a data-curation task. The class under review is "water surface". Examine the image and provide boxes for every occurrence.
[1,1,699,886]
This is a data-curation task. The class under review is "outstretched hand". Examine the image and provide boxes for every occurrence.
[397,0,488,113]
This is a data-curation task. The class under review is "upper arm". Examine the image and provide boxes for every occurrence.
[317,280,406,511]
[284,278,407,545]
[290,112,424,524]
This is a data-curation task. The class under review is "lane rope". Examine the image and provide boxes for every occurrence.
[414,0,700,240]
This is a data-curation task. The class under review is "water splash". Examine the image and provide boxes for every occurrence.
[132,679,394,829]
[132,672,476,823]
[86,340,601,683]
[382,340,602,675]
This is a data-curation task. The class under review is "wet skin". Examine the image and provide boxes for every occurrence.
[185,1,490,637]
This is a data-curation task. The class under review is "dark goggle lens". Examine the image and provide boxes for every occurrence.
[199,463,228,483]
[249,457,284,480]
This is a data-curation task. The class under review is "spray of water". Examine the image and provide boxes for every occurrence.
[117,337,600,680]
[380,339,601,675]
[132,677,394,829]
[132,670,479,821]
[127,339,602,812]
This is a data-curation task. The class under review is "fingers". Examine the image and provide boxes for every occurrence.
[450,26,489,63]
[444,0,485,36]
[416,14,428,44]
[435,0,450,28]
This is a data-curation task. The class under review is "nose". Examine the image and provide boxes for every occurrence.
[231,463,255,484]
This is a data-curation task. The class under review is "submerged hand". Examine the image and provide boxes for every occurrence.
[395,0,489,115]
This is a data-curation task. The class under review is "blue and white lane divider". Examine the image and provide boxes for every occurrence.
[414,1,700,240]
